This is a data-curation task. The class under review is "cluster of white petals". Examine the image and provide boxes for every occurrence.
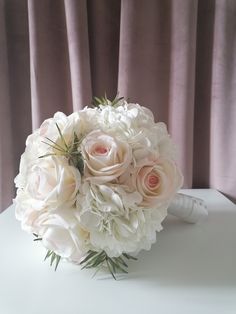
[14,100,183,261]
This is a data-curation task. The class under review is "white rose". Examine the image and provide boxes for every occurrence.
[15,111,82,189]
[39,111,84,151]
[14,155,88,262]
[37,209,89,261]
[81,130,132,183]
[28,156,81,210]
[14,189,42,233]
[15,193,89,261]
[15,155,81,236]
[38,112,69,140]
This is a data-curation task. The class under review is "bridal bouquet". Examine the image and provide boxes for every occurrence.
[14,96,206,279]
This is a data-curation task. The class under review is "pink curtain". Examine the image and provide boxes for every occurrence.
[0,0,236,211]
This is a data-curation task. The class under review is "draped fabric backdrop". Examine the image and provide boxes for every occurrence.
[0,0,236,211]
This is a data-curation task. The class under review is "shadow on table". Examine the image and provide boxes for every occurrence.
[111,209,236,287]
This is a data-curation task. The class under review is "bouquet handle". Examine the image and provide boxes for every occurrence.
[167,193,208,223]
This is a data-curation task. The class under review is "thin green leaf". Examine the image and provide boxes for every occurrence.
[39,153,57,159]
[41,141,65,153]
[109,258,128,274]
[55,123,68,150]
[80,251,98,265]
[92,263,103,278]
[122,253,138,260]
[44,250,53,261]
[81,252,106,270]
[115,256,128,268]
[33,237,42,241]
[113,97,124,106]
[106,259,116,280]
[80,251,103,269]
[83,257,106,270]
[94,96,103,104]
[70,151,82,155]
[44,137,66,151]
[50,253,56,266]
[108,258,117,274]
[54,255,61,271]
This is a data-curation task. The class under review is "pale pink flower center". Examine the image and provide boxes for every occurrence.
[146,174,160,188]
[94,145,108,155]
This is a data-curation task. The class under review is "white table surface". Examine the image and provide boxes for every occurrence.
[0,189,235,314]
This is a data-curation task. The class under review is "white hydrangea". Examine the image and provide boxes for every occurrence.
[14,101,183,263]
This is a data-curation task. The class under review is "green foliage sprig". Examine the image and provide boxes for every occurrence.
[44,250,61,271]
[39,123,84,175]
[80,250,137,280]
[33,234,61,271]
[92,94,124,108]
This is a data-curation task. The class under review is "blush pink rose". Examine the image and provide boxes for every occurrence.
[81,130,132,184]
[132,158,183,207]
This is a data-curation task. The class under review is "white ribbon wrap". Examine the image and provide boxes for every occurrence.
[167,193,208,223]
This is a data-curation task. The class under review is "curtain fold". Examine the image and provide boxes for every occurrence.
[193,0,215,191]
[209,0,236,201]
[64,0,92,109]
[87,0,121,97]
[0,0,235,211]
[28,0,73,127]
[0,0,14,209]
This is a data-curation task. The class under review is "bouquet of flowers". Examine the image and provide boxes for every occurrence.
[14,96,207,279]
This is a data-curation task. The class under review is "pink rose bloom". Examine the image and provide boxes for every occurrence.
[81,130,132,184]
[132,158,183,207]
